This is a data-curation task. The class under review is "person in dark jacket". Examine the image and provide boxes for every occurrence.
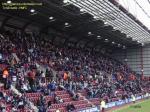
[66,103,75,112]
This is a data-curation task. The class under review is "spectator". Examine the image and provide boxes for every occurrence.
[18,99,24,109]
[41,71,46,83]
[54,96,63,103]
[63,72,68,81]
[48,80,56,91]
[5,94,11,103]
[27,70,36,92]
[47,100,52,109]
[2,68,9,89]
[100,99,106,112]
[12,105,17,112]
[72,94,79,101]
[66,103,75,112]
[21,81,31,93]
[0,104,6,112]
[0,92,4,99]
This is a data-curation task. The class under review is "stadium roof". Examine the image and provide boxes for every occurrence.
[118,0,150,30]
[0,0,150,49]
[66,0,150,44]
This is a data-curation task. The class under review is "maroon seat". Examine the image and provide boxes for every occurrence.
[55,91,67,95]
[57,94,70,98]
[25,93,42,97]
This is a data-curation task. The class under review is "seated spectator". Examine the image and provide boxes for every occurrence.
[58,82,65,90]
[64,82,70,90]
[87,89,94,98]
[12,105,17,112]
[72,94,79,101]
[47,80,56,91]
[37,95,46,112]
[39,105,46,112]
[42,87,49,95]
[39,94,46,106]
[20,81,31,93]
[0,69,3,83]
[0,92,4,99]
[54,96,63,103]
[3,92,6,98]
[41,71,46,82]
[0,104,6,112]
[68,89,75,97]
[47,100,51,109]
[18,100,24,109]
[5,95,11,103]
[16,95,26,109]
[68,89,79,101]
[66,103,75,112]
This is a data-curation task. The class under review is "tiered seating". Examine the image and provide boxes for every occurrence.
[48,107,66,112]
[89,98,100,105]
[0,64,8,70]
[24,90,91,111]
[0,86,32,112]
[25,92,54,105]
[46,90,92,111]
[0,30,150,112]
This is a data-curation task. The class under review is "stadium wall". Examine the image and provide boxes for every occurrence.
[112,45,150,76]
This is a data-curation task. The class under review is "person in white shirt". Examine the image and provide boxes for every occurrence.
[100,99,106,112]
[41,71,46,83]
[131,94,136,103]
[21,81,30,92]
[12,106,17,112]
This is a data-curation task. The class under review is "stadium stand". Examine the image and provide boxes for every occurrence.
[0,0,150,112]
[0,30,150,112]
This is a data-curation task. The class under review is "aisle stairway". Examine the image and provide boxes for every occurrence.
[78,90,100,106]
[0,56,98,112]
[0,84,36,112]
[25,90,94,112]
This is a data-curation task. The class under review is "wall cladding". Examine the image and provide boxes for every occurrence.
[113,45,150,76]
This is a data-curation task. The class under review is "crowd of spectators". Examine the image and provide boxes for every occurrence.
[0,90,29,112]
[0,30,150,111]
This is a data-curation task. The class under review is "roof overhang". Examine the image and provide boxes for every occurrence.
[65,0,150,44]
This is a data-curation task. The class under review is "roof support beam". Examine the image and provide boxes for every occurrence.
[63,37,70,46]
[84,40,93,48]
[0,16,11,29]
[74,38,86,47]
[5,24,22,30]
[52,36,57,44]
[40,25,49,34]
[22,22,32,33]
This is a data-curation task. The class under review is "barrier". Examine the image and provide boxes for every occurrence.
[79,107,98,112]
[106,94,150,109]
[79,94,150,112]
